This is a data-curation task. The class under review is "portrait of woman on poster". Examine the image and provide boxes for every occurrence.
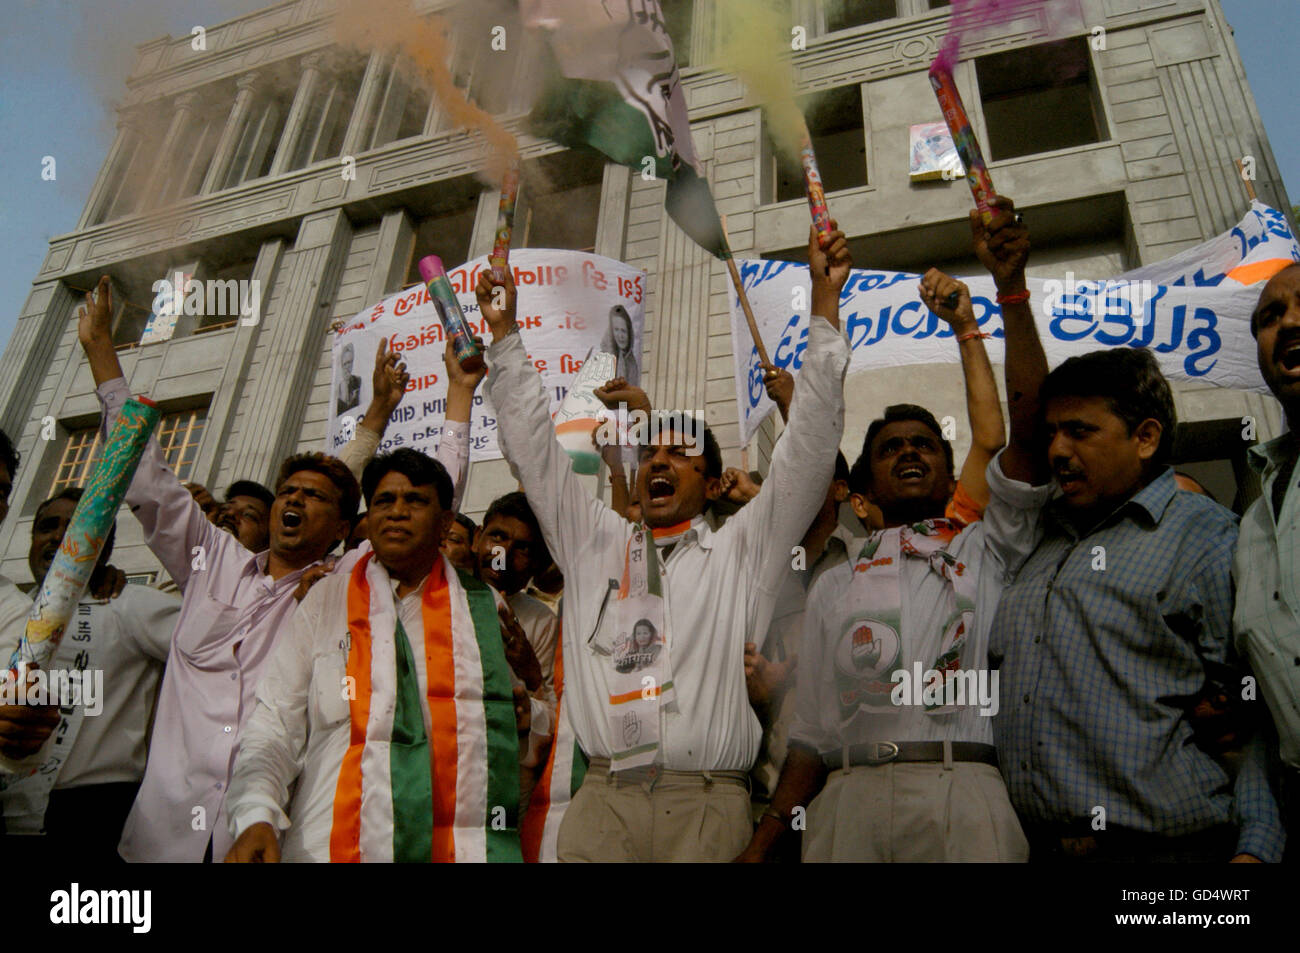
[602,304,639,387]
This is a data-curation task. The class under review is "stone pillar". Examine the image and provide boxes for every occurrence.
[78,114,142,228]
[200,72,262,194]
[268,51,329,177]
[144,91,201,207]
[340,51,393,157]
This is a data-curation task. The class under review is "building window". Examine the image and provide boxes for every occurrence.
[767,84,867,203]
[519,152,605,253]
[222,87,294,188]
[51,407,208,495]
[976,37,1104,161]
[361,55,432,151]
[402,179,484,289]
[825,0,895,32]
[288,60,364,170]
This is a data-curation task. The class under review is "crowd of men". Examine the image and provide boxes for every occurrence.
[1,193,1298,863]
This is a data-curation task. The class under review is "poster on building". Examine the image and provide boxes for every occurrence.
[730,202,1300,446]
[908,121,961,181]
[327,249,646,462]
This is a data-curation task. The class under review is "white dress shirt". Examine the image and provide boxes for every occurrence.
[0,585,178,830]
[485,316,849,771]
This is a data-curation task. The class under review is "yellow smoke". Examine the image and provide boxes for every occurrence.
[715,0,809,157]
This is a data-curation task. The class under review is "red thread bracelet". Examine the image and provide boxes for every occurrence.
[996,289,1031,305]
[956,330,992,343]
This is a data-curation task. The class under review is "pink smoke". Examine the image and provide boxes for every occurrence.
[932,0,1066,73]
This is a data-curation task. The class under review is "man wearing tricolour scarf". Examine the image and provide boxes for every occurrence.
[480,224,852,862]
[224,449,525,862]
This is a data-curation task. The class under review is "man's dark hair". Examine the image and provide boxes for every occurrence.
[482,491,551,570]
[360,448,452,511]
[849,405,954,495]
[34,487,116,565]
[453,512,477,535]
[644,412,723,479]
[1039,348,1177,465]
[0,427,18,481]
[834,451,850,484]
[276,453,362,524]
[226,479,274,509]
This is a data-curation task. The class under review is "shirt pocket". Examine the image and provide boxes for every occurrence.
[311,654,351,729]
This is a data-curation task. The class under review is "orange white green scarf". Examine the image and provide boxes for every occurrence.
[328,552,521,863]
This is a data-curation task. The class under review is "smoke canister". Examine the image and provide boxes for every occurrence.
[799,128,834,248]
[928,61,996,225]
[489,165,520,283]
[418,255,485,373]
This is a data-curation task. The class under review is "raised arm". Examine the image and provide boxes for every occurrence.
[917,269,1005,511]
[594,377,651,519]
[975,196,1046,485]
[478,270,626,574]
[337,336,411,483]
[729,224,851,590]
[436,338,484,514]
[78,276,226,588]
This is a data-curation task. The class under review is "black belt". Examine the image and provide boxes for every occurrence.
[823,741,999,771]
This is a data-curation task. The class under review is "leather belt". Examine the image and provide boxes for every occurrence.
[823,741,999,771]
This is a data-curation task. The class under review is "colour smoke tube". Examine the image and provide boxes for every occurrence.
[418,255,485,373]
[799,126,834,248]
[6,396,160,680]
[928,61,996,225]
[489,164,519,284]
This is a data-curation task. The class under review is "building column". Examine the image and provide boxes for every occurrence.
[340,51,392,157]
[143,91,201,207]
[200,72,263,194]
[362,209,416,304]
[221,209,354,484]
[268,51,330,177]
[78,114,142,228]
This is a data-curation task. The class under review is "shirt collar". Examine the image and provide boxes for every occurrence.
[651,514,711,550]
[1248,431,1298,478]
[1048,466,1178,536]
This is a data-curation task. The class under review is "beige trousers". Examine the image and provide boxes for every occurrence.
[803,761,1029,862]
[557,760,752,862]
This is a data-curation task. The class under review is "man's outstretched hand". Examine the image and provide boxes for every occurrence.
[917,269,978,335]
[77,275,114,348]
[971,195,1029,293]
[594,377,651,415]
[809,221,852,329]
[475,268,518,343]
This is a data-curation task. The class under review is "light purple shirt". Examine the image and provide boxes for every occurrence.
[99,378,471,861]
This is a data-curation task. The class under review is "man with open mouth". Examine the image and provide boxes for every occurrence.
[480,222,851,862]
[74,275,409,862]
[737,201,1023,863]
[1232,261,1300,860]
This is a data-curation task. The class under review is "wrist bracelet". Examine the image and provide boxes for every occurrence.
[495,322,521,342]
[996,289,1030,305]
[956,330,992,343]
[761,806,785,825]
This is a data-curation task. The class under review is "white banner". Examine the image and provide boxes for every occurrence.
[328,249,646,462]
[731,202,1300,446]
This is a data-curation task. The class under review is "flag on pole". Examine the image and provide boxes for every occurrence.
[524,0,729,258]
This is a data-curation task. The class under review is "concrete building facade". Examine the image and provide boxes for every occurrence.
[0,0,1290,584]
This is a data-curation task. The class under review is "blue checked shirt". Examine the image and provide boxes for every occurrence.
[986,452,1285,862]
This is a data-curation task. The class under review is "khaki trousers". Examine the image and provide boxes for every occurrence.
[803,761,1028,862]
[557,759,752,862]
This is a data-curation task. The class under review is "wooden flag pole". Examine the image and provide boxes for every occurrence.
[1236,158,1258,202]
[720,215,772,368]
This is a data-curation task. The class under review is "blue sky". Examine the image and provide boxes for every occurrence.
[0,0,1295,351]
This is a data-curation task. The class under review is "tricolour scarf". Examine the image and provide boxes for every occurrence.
[329,552,521,863]
[520,620,589,863]
[834,519,978,723]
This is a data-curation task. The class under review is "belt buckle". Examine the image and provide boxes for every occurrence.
[862,741,900,765]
